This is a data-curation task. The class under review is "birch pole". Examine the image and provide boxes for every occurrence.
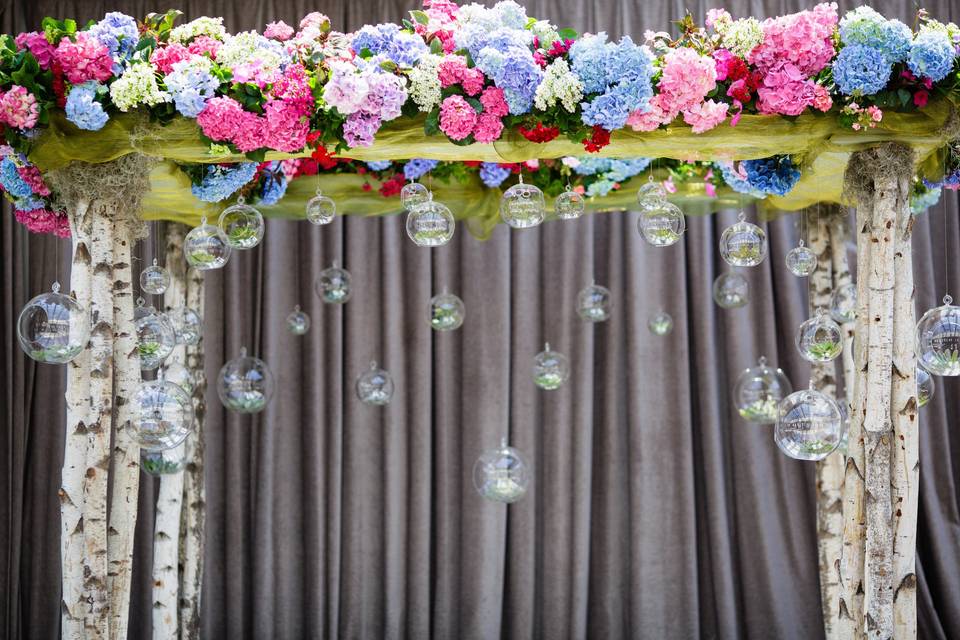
[153,224,187,638]
[179,265,206,640]
[829,215,857,406]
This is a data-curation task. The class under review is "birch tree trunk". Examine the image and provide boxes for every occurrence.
[179,265,206,640]
[153,224,187,638]
[828,215,857,408]
[61,201,92,638]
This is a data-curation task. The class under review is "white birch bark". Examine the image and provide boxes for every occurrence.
[828,215,857,409]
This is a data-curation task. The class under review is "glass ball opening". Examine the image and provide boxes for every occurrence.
[406,200,455,247]
[218,201,265,249]
[130,379,194,451]
[356,362,394,405]
[401,182,430,211]
[713,272,750,309]
[775,387,843,461]
[473,441,530,503]
[17,286,90,364]
[734,356,792,424]
[638,202,686,247]
[636,179,668,209]
[217,350,275,413]
[720,217,767,267]
[796,312,843,363]
[184,222,231,270]
[429,292,465,331]
[500,182,545,229]
[315,264,352,304]
[533,344,569,390]
[577,283,612,322]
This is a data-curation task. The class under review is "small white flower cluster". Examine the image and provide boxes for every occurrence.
[408,53,442,112]
[534,58,583,113]
[168,16,226,43]
[718,18,764,59]
[529,19,560,47]
[109,62,170,111]
[215,31,288,75]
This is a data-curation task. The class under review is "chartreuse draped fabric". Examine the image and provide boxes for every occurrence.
[2,2,960,640]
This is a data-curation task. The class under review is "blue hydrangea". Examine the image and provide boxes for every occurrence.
[910,185,942,214]
[493,1,528,30]
[570,34,653,128]
[0,157,35,198]
[923,169,960,190]
[908,30,956,82]
[259,163,288,205]
[569,33,612,95]
[191,163,258,202]
[65,82,109,131]
[14,195,47,211]
[474,46,542,115]
[454,6,532,59]
[586,179,616,197]
[839,7,912,63]
[366,161,393,171]
[742,156,801,196]
[403,158,439,181]
[604,158,652,182]
[351,23,427,68]
[832,44,892,95]
[479,162,512,188]
[581,76,653,130]
[88,12,139,71]
[164,58,220,118]
[715,162,767,198]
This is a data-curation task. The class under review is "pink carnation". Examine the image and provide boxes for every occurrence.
[264,21,295,41]
[17,164,51,196]
[15,208,70,237]
[461,68,485,96]
[748,3,838,76]
[264,100,309,152]
[196,96,247,142]
[479,86,508,118]
[15,32,55,69]
[657,48,716,114]
[55,33,114,84]
[150,43,193,74]
[188,36,221,59]
[473,112,503,143]
[438,95,477,141]
[682,99,729,133]
[0,86,39,130]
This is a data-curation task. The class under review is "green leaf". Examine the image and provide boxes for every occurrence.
[401,99,420,118]
[429,38,443,55]
[897,88,912,108]
[557,28,578,41]
[63,19,77,34]
[245,148,268,163]
[135,36,157,53]
[380,60,398,72]
[466,97,483,113]
[410,10,430,25]
[424,109,440,136]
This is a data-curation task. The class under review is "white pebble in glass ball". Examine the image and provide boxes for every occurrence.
[830,283,857,324]
[135,300,177,371]
[500,177,545,229]
[713,272,750,309]
[130,377,194,451]
[429,290,465,331]
[720,212,767,267]
[315,261,352,304]
[163,358,195,395]
[218,196,264,249]
[796,308,843,363]
[356,361,394,405]
[577,282,612,322]
[636,175,668,209]
[184,217,231,270]
[140,259,171,295]
[406,197,455,247]
[638,202,686,247]
[917,295,960,376]
[171,307,202,346]
[287,305,311,335]
[140,447,188,476]
[554,187,585,220]
[648,311,673,336]
[775,384,843,461]
[473,438,530,503]
[401,181,430,211]
[917,367,935,407]
[734,356,792,424]
[785,241,818,277]
[16,282,90,364]
[217,347,275,413]
[533,342,569,390]
[306,189,336,225]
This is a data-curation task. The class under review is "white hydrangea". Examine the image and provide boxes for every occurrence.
[534,58,583,113]
[215,31,287,75]
[530,20,561,48]
[493,1,529,30]
[922,19,960,42]
[109,62,170,111]
[169,16,226,43]
[720,18,764,59]
[408,53,442,112]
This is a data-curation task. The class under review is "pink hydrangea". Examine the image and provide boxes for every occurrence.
[17,164,51,196]
[15,32,55,69]
[473,112,503,143]
[56,33,114,84]
[15,208,70,237]
[439,95,477,140]
[271,64,312,108]
[461,68,485,96]
[264,100,309,152]
[323,65,369,115]
[150,43,193,74]
[705,8,731,30]
[627,96,670,132]
[264,21,295,41]
[232,59,279,87]
[425,0,460,24]
[438,56,467,87]
[755,63,821,116]
[300,12,330,31]
[479,86,508,118]
[682,99,729,133]
[656,48,717,115]
[188,36,221,59]
[0,86,39,130]
[748,3,838,76]
[812,84,832,112]
[280,158,301,179]
[196,96,247,142]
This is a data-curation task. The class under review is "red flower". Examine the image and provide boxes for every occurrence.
[310,145,339,170]
[546,39,574,58]
[914,89,929,108]
[518,122,560,143]
[463,160,482,167]
[582,126,611,153]
[533,51,547,68]
[51,62,67,109]
[356,166,368,175]
[362,182,372,192]
[379,173,405,197]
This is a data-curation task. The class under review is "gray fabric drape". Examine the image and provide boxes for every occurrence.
[2,1,959,638]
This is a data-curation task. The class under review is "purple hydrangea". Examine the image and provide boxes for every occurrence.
[366,160,392,171]
[343,111,381,147]
[88,12,139,64]
[474,46,543,115]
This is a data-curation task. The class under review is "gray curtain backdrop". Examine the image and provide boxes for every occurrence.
[2,0,959,638]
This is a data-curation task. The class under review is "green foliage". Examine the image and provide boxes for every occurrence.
[228,82,266,113]
[143,10,183,42]
[41,17,77,45]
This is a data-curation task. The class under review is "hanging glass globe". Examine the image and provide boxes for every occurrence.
[796,308,843,363]
[16,282,90,364]
[785,241,818,277]
[500,177,545,229]
[406,196,455,247]
[171,307,202,346]
[163,358,195,395]
[473,438,530,503]
[140,447,188,476]
[217,347,275,413]
[636,175,668,209]
[401,181,430,211]
[577,282,612,322]
[140,258,171,295]
[734,356,792,424]
[135,300,176,371]
[184,217,231,270]
[720,212,767,267]
[918,295,960,375]
[356,361,394,405]
[713,272,750,309]
[306,188,336,225]
[554,187,585,220]
[533,342,569,390]
[638,202,685,247]
[287,305,310,335]
[130,377,194,451]
[314,261,352,304]
[649,310,673,335]
[775,384,843,460]
[830,283,857,324]
[917,366,935,407]
[218,196,264,249]
[429,290,465,331]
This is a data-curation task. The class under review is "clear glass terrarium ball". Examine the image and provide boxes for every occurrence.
[713,272,750,309]
[356,361,394,405]
[917,366,935,407]
[720,213,767,267]
[184,217,231,270]
[533,342,569,390]
[315,261,352,304]
[171,307,202,346]
[636,176,668,209]
[649,311,673,336]
[554,188,585,220]
[786,242,818,277]
[130,378,194,451]
[734,356,792,424]
[140,259,171,295]
[830,283,857,324]
[577,282,612,322]
[917,295,960,376]
[218,197,264,249]
[140,447,188,476]
[500,179,545,229]
[401,181,430,211]
[287,305,311,335]
[796,309,843,363]
[163,358,195,395]
[135,301,177,371]
[406,198,455,247]
[217,347,275,413]
[638,202,686,247]
[306,190,336,225]
[473,438,530,503]
[429,291,465,331]
[775,385,843,461]
[16,282,90,364]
